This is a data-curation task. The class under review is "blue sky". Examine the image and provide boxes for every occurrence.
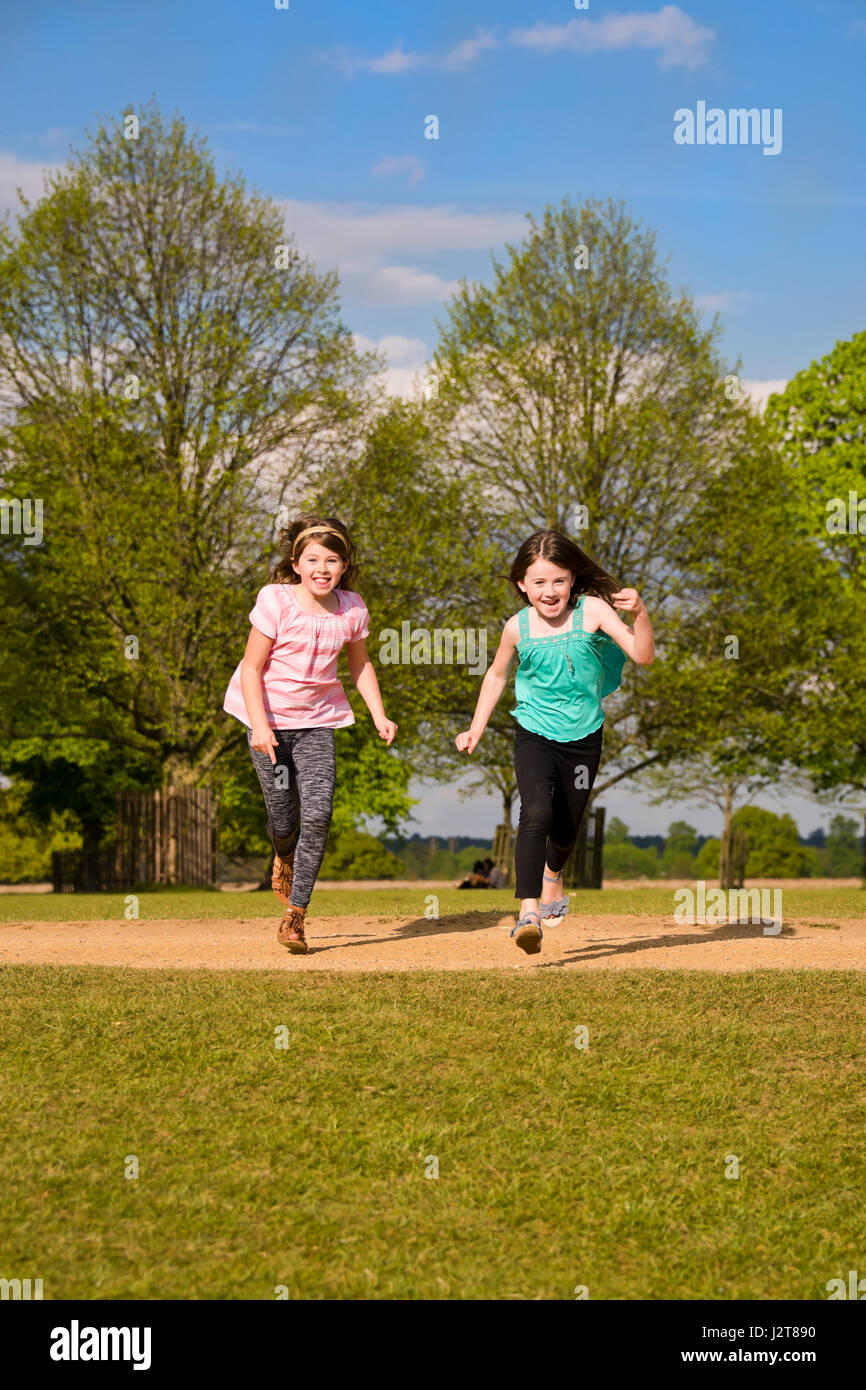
[1,0,863,836]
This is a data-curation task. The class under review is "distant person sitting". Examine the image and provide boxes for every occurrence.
[457,859,492,889]
[483,857,507,889]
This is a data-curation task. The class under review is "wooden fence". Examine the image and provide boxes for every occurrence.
[52,846,119,894]
[52,787,218,892]
[115,787,218,887]
[493,805,606,890]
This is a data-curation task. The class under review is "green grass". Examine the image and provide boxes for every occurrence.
[1,884,863,922]
[1,965,864,1299]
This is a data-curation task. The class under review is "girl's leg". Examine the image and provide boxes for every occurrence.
[513,725,558,913]
[246,727,301,861]
[545,727,604,880]
[284,728,336,910]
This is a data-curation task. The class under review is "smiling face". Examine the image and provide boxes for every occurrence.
[518,556,574,620]
[291,541,347,596]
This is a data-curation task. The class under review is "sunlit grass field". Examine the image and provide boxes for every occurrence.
[0,884,862,922]
[1,959,864,1299]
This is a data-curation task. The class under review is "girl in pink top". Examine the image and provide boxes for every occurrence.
[223,515,396,953]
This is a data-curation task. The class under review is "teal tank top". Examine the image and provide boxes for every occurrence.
[510,594,627,742]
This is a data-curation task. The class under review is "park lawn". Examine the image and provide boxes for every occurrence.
[0,965,863,1300]
[0,884,862,922]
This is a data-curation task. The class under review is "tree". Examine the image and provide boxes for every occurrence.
[318,829,403,880]
[426,194,771,811]
[627,397,840,886]
[0,98,376,794]
[606,816,630,843]
[0,99,415,856]
[824,815,861,878]
[661,820,699,878]
[310,395,518,823]
[763,332,866,882]
[730,807,809,878]
[0,777,80,882]
[604,840,660,879]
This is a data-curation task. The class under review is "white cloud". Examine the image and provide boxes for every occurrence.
[741,378,788,411]
[278,198,525,269]
[325,10,712,76]
[0,149,64,221]
[277,198,523,301]
[351,332,431,398]
[438,29,499,71]
[372,154,425,186]
[509,5,715,70]
[694,289,755,312]
[331,38,428,76]
[363,264,461,305]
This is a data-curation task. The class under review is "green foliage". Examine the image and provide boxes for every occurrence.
[661,821,699,877]
[313,395,515,816]
[606,816,630,843]
[0,780,80,882]
[318,830,403,880]
[763,332,866,800]
[428,193,760,798]
[603,841,660,879]
[731,807,811,877]
[0,97,374,806]
[694,837,721,880]
[824,815,862,877]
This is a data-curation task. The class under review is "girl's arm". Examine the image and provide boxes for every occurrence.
[240,626,279,763]
[584,590,655,665]
[455,618,519,754]
[345,638,397,746]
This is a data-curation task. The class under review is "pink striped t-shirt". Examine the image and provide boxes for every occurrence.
[223,584,371,730]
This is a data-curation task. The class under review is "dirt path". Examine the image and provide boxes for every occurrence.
[2,911,865,971]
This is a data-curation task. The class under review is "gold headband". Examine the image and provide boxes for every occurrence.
[291,525,344,557]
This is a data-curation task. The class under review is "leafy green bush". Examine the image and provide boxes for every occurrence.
[603,841,661,879]
[732,807,812,877]
[694,837,721,880]
[0,780,81,883]
[318,830,403,880]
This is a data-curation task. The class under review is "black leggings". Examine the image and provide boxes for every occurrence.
[513,720,604,899]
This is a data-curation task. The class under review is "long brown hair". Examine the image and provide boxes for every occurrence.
[508,531,619,606]
[269,514,359,589]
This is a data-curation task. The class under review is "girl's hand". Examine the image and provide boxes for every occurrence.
[376,717,398,747]
[611,588,645,617]
[455,728,483,754]
[251,724,278,764]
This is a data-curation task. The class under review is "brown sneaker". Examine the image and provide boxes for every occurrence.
[277,905,308,954]
[271,852,295,904]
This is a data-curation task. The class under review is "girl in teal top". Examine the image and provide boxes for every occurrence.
[456,530,655,956]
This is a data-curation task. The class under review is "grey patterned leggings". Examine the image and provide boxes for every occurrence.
[246,726,336,909]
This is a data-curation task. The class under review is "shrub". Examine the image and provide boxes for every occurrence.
[319,830,403,880]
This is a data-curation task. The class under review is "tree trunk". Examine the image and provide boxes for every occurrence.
[719,779,733,889]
